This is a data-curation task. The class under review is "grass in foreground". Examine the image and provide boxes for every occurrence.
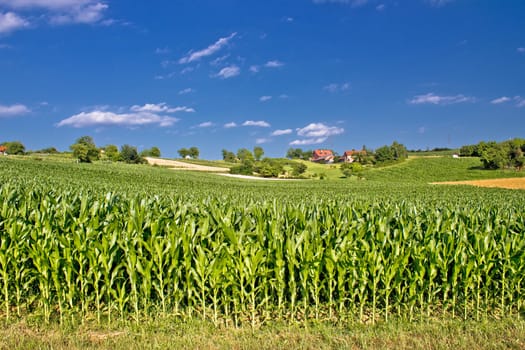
[1,317,523,350]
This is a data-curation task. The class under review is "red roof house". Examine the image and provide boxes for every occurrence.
[341,149,367,163]
[0,146,6,155]
[311,149,335,163]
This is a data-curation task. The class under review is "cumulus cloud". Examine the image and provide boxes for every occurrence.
[491,96,511,104]
[0,0,110,26]
[214,65,240,79]
[271,129,293,136]
[264,60,284,68]
[0,103,31,116]
[408,93,475,105]
[323,82,350,93]
[56,103,190,128]
[297,122,344,138]
[243,120,271,127]
[0,11,29,33]
[57,111,179,128]
[224,122,237,128]
[179,32,236,64]
[259,96,272,102]
[130,103,194,113]
[290,138,327,146]
[290,122,344,146]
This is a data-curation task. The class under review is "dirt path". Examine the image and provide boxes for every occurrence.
[432,177,525,190]
[145,157,229,172]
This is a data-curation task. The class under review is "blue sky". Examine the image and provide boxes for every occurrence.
[1,0,524,159]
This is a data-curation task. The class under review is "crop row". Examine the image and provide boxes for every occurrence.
[1,181,524,325]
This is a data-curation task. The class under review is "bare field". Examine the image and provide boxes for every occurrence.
[433,177,525,190]
[144,157,228,172]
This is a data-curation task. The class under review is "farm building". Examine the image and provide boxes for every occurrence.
[0,145,6,155]
[341,149,367,163]
[311,149,335,163]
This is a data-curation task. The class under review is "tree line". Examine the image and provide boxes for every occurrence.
[460,138,524,170]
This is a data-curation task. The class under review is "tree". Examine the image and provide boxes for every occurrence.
[237,148,254,162]
[291,162,308,176]
[341,162,364,178]
[287,147,307,159]
[104,144,120,162]
[120,144,144,164]
[178,148,190,158]
[230,159,254,175]
[141,146,161,158]
[374,145,394,163]
[189,146,200,159]
[222,149,237,163]
[1,141,26,155]
[70,136,98,163]
[253,146,264,161]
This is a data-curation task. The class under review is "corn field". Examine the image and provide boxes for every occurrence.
[0,158,524,325]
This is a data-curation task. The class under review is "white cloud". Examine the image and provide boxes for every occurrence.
[224,122,237,128]
[178,88,195,95]
[154,72,176,80]
[272,129,293,136]
[0,103,31,116]
[130,103,194,113]
[323,82,350,93]
[0,1,110,25]
[290,138,327,146]
[264,60,284,68]
[259,95,272,102]
[297,123,344,138]
[179,32,236,64]
[256,138,271,144]
[313,0,368,7]
[282,16,294,22]
[243,120,271,127]
[57,110,179,128]
[491,96,511,104]
[279,94,289,99]
[376,4,385,11]
[215,65,240,79]
[197,121,214,128]
[0,12,29,33]
[517,48,525,53]
[418,126,426,134]
[249,65,260,73]
[49,2,107,24]
[408,93,475,105]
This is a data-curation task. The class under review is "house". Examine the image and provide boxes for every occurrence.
[0,145,6,155]
[341,149,366,163]
[311,149,334,163]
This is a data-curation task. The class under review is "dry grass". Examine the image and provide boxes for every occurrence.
[432,177,525,190]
